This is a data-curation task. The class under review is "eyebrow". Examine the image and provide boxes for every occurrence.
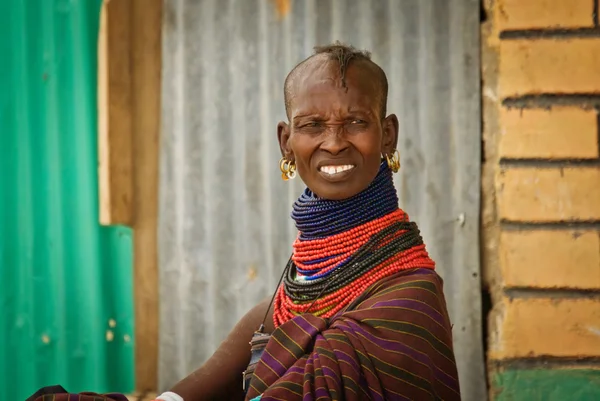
[347,108,374,116]
[292,114,325,122]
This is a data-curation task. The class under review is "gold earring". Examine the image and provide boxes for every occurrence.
[385,150,401,173]
[279,157,297,181]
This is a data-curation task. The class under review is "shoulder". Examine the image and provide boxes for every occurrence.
[353,268,447,311]
[336,268,453,337]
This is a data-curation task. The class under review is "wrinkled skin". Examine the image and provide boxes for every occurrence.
[278,55,398,200]
[168,56,399,401]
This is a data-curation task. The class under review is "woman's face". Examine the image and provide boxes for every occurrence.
[278,59,398,200]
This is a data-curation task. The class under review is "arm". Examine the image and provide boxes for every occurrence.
[168,297,275,401]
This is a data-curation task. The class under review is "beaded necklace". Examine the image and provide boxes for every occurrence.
[272,162,436,327]
[243,162,436,393]
[291,163,399,240]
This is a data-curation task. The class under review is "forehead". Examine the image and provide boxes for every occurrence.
[287,58,381,116]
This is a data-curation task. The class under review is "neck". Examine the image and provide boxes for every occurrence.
[291,163,398,240]
[273,164,435,326]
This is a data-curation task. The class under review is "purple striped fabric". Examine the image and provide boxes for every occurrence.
[34,393,129,401]
[245,268,461,400]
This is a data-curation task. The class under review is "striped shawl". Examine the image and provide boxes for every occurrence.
[30,392,128,401]
[245,268,461,401]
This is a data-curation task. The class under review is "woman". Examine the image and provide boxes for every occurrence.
[157,44,461,401]
[31,43,459,401]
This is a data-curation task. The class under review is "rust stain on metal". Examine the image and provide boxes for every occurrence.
[272,0,290,18]
[247,265,258,281]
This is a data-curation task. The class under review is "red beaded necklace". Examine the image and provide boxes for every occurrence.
[273,208,435,327]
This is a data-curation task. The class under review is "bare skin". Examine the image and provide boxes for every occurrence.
[279,54,398,200]
[169,298,275,401]
[168,56,398,400]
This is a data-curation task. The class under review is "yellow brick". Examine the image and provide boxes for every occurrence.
[499,39,600,98]
[500,230,600,289]
[497,167,600,222]
[489,298,600,359]
[499,107,599,159]
[496,0,595,30]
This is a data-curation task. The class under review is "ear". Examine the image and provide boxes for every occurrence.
[381,114,399,155]
[277,121,293,159]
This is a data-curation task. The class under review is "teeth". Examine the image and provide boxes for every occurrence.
[319,165,355,175]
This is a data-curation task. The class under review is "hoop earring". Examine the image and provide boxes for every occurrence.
[385,150,401,173]
[279,157,297,181]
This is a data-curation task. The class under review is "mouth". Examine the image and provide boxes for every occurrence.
[318,164,356,181]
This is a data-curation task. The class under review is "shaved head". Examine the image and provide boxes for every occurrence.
[284,42,389,119]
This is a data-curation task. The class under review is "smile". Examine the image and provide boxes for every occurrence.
[319,165,356,176]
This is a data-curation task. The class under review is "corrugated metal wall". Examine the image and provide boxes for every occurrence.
[0,0,134,399]
[159,0,485,399]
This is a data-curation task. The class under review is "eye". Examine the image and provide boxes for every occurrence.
[298,121,323,130]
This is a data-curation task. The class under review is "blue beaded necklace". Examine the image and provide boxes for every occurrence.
[291,162,399,241]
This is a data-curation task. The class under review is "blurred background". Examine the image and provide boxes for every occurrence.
[1,1,599,400]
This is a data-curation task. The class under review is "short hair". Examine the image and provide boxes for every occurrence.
[283,42,389,119]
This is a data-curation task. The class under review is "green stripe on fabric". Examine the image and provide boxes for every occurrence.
[362,319,454,361]
[249,369,269,394]
[354,350,385,389]
[379,279,439,296]
[272,329,306,359]
[315,345,337,363]
[368,353,435,395]
[359,280,439,305]
[271,380,303,396]
[339,373,360,396]
[493,368,600,401]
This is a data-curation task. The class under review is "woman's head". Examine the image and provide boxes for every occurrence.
[278,43,398,200]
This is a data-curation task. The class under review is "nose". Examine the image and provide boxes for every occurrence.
[320,126,349,155]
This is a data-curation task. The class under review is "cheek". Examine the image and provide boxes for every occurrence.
[354,130,383,159]
[289,135,315,169]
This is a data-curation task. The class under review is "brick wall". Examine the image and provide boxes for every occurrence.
[482,0,600,400]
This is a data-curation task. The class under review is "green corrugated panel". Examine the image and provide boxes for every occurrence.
[0,0,135,399]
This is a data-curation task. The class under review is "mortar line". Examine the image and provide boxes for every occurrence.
[491,357,600,370]
[499,158,600,167]
[500,27,600,39]
[501,221,600,230]
[504,287,600,299]
[503,94,600,109]
[595,106,600,158]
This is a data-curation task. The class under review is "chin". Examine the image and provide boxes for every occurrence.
[313,185,362,201]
